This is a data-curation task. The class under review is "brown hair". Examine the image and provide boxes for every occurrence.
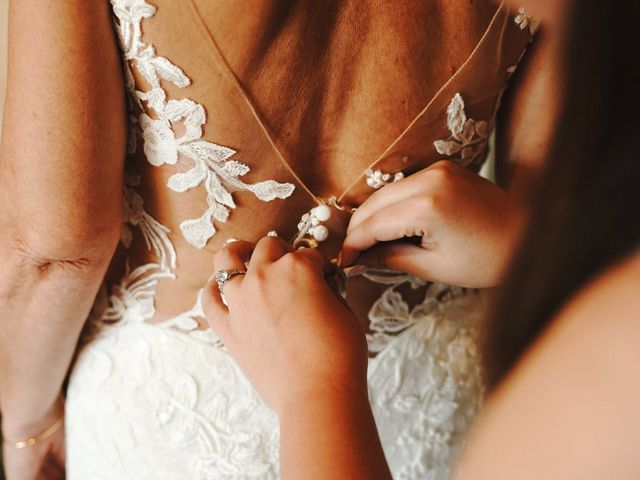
[483,0,640,388]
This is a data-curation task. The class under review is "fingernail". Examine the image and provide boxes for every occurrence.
[224,237,238,245]
[267,230,279,238]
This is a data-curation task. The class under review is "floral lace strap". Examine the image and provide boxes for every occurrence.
[433,93,489,167]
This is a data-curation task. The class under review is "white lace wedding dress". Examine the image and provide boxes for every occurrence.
[64,2,536,479]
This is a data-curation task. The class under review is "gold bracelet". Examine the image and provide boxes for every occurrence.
[3,416,64,450]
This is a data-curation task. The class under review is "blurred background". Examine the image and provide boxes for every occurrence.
[1,3,8,479]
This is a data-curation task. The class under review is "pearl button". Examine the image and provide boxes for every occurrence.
[312,225,329,241]
[313,205,332,222]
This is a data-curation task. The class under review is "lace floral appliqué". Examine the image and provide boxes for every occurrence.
[363,275,486,479]
[122,171,177,270]
[136,89,295,248]
[433,93,489,167]
[514,7,540,35]
[101,262,174,326]
[99,0,296,339]
[111,0,295,249]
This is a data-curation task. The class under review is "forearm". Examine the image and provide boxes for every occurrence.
[0,244,113,434]
[279,388,392,480]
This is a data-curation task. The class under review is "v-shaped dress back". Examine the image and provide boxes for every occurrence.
[65,1,535,478]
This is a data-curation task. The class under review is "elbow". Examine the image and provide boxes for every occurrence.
[0,165,124,276]
[0,213,121,311]
[2,214,122,276]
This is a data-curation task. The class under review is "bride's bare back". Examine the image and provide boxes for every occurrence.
[102,0,531,327]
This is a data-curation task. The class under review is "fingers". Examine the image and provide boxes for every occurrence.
[284,246,331,275]
[348,169,431,234]
[212,240,254,296]
[341,199,426,265]
[214,240,254,272]
[249,235,292,268]
[204,240,254,333]
[347,160,462,238]
[202,275,232,342]
[204,240,253,343]
[355,242,433,279]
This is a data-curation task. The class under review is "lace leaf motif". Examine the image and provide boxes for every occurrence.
[112,0,295,249]
[433,93,489,167]
[102,262,175,325]
[122,172,177,271]
[137,87,295,247]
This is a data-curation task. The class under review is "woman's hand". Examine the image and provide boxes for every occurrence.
[2,395,65,480]
[341,160,526,288]
[202,237,369,416]
[202,237,391,479]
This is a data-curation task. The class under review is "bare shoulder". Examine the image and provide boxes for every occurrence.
[555,252,640,340]
[526,251,640,384]
[453,253,640,480]
[498,251,640,398]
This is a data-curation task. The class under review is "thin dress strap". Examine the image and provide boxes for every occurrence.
[186,0,506,206]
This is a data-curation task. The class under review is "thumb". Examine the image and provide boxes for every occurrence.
[355,241,433,280]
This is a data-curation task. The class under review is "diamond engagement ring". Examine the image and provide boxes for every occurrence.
[215,269,247,293]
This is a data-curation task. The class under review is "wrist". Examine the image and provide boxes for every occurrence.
[277,381,391,480]
[278,381,371,420]
[1,394,64,441]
